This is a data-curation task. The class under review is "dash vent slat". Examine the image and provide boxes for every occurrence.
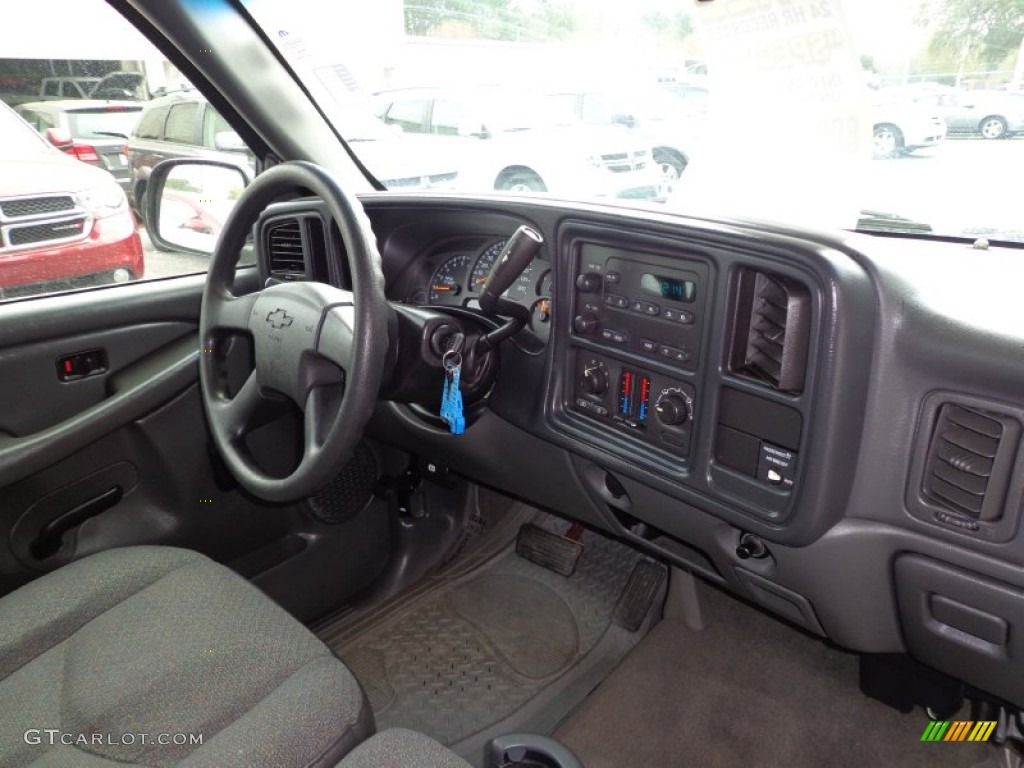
[729,270,810,393]
[923,404,1010,521]
[265,218,306,278]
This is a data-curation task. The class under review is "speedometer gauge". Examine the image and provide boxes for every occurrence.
[428,253,472,304]
[469,239,508,294]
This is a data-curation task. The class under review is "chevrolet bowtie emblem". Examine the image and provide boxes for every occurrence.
[266,308,294,330]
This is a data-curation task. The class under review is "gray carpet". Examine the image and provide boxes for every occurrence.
[555,583,990,768]
[328,514,664,748]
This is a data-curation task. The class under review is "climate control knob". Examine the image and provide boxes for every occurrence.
[581,366,608,395]
[655,394,689,426]
[575,272,602,293]
[573,313,598,334]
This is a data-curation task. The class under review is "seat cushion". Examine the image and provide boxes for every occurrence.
[335,728,472,768]
[0,546,372,767]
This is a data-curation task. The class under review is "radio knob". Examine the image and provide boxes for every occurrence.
[573,313,598,334]
[655,394,689,426]
[581,366,608,395]
[575,272,602,293]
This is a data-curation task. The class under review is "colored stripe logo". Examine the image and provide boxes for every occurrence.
[921,721,997,742]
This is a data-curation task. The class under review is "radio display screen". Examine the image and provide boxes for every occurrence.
[641,273,696,303]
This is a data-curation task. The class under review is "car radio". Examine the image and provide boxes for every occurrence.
[567,242,710,457]
[570,242,709,370]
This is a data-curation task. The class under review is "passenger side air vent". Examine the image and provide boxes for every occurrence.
[923,404,1016,521]
[729,269,811,394]
[265,217,307,280]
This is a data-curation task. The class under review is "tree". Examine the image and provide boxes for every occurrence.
[917,0,1024,70]
[404,0,575,42]
[643,10,694,42]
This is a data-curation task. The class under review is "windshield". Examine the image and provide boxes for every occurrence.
[243,0,1024,243]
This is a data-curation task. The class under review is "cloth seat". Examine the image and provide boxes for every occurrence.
[0,546,373,767]
[335,728,472,768]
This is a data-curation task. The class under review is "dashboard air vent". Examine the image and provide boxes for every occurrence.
[923,404,1013,521]
[265,218,306,279]
[729,269,811,393]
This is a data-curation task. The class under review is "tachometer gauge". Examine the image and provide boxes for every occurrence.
[504,260,540,303]
[428,253,472,304]
[469,239,508,293]
[538,268,552,297]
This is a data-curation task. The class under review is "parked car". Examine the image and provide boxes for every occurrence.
[37,76,100,101]
[14,100,143,194]
[884,85,1024,139]
[374,86,662,200]
[657,81,710,117]
[128,92,455,219]
[871,95,947,158]
[126,91,256,217]
[0,102,143,294]
[320,104,462,191]
[541,86,706,194]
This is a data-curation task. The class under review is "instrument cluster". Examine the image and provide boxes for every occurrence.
[407,237,554,342]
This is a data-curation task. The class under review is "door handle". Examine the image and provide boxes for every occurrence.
[30,485,123,559]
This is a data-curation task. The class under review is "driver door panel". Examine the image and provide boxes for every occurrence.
[0,273,287,598]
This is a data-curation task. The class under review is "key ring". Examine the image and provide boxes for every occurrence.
[442,350,462,370]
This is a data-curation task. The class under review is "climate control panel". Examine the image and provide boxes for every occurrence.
[572,351,695,457]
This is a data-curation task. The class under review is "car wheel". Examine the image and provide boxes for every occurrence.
[496,169,547,193]
[872,124,903,159]
[979,115,1007,139]
[653,148,686,196]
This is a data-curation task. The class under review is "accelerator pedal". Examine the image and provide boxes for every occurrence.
[612,560,666,632]
[516,523,584,577]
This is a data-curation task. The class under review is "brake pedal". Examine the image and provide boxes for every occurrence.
[516,523,584,576]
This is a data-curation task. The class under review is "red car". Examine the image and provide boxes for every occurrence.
[0,102,143,295]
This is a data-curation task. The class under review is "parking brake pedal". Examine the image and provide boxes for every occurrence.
[516,523,584,576]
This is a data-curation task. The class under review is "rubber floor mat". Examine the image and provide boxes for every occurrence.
[326,513,664,748]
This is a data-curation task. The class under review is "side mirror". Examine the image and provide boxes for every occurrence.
[214,130,247,151]
[146,158,251,255]
[611,113,637,128]
[45,127,73,148]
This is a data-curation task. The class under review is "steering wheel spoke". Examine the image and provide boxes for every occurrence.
[208,291,259,334]
[318,301,357,371]
[210,371,264,441]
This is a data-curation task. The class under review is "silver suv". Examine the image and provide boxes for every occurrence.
[374,86,663,200]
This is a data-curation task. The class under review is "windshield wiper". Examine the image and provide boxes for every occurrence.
[855,209,933,234]
[91,131,129,139]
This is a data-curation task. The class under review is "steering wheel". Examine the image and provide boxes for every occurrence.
[198,161,389,503]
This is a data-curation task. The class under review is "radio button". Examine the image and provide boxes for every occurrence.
[604,271,621,284]
[659,345,691,363]
[603,294,629,309]
[632,300,661,316]
[640,339,658,353]
[663,308,695,324]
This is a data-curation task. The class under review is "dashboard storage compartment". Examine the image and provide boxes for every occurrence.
[895,554,1024,707]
